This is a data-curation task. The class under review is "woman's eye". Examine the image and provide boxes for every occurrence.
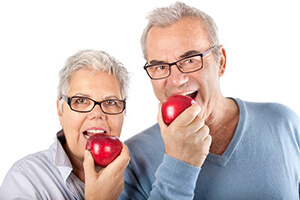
[106,100,116,105]
[75,98,87,104]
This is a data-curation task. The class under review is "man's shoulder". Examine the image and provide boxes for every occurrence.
[243,99,299,120]
[125,123,160,144]
[125,123,164,155]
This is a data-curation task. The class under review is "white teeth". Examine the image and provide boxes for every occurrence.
[86,130,105,134]
[83,129,106,139]
[182,91,196,96]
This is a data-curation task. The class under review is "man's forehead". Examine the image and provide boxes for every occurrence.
[148,50,202,65]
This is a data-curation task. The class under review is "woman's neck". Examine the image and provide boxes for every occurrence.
[63,143,85,182]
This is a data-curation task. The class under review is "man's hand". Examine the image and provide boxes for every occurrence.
[83,143,130,200]
[158,103,212,168]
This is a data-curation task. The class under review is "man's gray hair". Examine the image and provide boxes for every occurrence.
[57,50,130,111]
[141,1,220,60]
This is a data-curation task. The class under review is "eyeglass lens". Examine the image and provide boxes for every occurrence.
[146,55,203,79]
[70,97,124,114]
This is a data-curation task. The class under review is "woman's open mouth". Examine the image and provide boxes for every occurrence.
[83,129,107,139]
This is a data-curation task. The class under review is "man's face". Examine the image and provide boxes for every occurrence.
[57,68,124,163]
[145,17,226,118]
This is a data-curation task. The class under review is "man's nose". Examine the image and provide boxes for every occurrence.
[167,64,189,87]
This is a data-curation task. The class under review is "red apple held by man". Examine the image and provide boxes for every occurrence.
[85,133,123,167]
[162,95,196,125]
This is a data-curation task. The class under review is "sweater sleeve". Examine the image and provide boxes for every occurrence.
[119,154,200,200]
[149,154,200,199]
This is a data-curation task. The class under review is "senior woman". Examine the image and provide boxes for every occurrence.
[0,50,130,199]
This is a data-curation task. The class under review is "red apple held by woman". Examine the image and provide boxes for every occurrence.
[85,133,123,167]
[162,95,195,125]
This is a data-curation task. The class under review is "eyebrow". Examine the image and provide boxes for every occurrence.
[73,93,90,97]
[72,93,121,100]
[104,95,121,100]
[149,59,165,65]
[179,50,201,58]
[148,50,201,65]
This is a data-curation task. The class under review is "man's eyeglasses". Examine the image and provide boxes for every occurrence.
[143,45,216,80]
[61,95,126,115]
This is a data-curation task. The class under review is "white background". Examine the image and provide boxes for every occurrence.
[0,0,299,184]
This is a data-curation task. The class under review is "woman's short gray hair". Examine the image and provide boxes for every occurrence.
[141,1,220,60]
[57,50,130,111]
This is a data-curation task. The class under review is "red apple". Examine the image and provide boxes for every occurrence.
[162,95,195,125]
[85,133,122,167]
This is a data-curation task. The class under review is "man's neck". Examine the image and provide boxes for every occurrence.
[205,97,240,155]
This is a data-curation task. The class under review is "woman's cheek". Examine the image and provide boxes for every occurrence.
[109,116,124,137]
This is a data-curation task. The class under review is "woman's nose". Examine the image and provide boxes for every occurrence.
[88,104,107,120]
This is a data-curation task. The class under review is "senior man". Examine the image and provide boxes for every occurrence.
[120,2,300,200]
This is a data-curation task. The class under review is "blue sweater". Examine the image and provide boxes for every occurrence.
[119,98,300,200]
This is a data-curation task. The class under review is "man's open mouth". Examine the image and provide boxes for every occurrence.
[183,91,198,99]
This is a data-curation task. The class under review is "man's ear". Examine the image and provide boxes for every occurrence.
[218,45,227,77]
[57,100,63,126]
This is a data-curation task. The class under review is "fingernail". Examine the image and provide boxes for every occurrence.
[84,150,89,158]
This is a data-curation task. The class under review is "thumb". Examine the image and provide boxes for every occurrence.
[157,103,167,132]
[83,150,96,182]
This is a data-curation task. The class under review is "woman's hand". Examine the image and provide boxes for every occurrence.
[83,143,130,200]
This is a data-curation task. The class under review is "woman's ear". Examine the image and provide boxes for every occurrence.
[218,45,227,77]
[57,100,63,126]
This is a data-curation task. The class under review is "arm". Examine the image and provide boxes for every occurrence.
[120,154,200,200]
[120,103,211,200]
[150,155,200,199]
[84,143,130,200]
[0,168,42,199]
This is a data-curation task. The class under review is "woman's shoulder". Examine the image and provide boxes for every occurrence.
[6,148,53,177]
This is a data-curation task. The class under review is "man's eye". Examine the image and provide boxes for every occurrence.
[185,59,196,64]
[155,65,167,71]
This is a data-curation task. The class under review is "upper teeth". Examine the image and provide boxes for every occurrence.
[86,130,105,134]
[182,91,196,96]
[84,130,106,139]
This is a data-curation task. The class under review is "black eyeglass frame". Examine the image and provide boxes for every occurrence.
[143,45,216,80]
[61,95,126,115]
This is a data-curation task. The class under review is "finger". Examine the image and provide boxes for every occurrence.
[172,103,201,127]
[204,134,212,146]
[157,103,167,132]
[83,150,97,181]
[202,134,212,155]
[194,125,210,142]
[181,115,205,136]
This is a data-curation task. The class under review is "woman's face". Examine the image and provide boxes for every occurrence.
[57,68,125,164]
